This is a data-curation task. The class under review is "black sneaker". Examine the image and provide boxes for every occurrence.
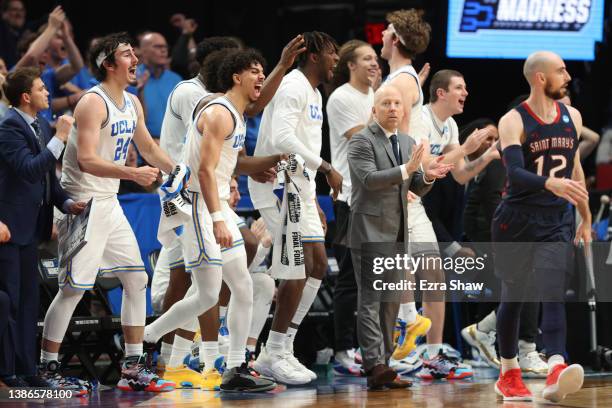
[2,376,29,387]
[22,375,51,387]
[220,363,276,392]
[39,360,91,396]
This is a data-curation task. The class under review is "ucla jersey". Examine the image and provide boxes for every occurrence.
[503,101,578,208]
[384,64,428,143]
[423,104,459,156]
[61,85,138,200]
[184,96,246,200]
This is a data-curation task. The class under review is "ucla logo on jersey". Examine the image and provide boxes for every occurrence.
[232,132,246,150]
[110,119,136,137]
[562,115,570,123]
[309,104,323,121]
[430,144,443,156]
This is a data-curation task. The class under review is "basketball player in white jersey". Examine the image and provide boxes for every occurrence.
[415,70,501,379]
[154,37,305,389]
[152,38,239,385]
[39,32,178,393]
[249,31,341,385]
[143,48,279,392]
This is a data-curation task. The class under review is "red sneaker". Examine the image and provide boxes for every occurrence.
[494,368,532,401]
[542,363,584,403]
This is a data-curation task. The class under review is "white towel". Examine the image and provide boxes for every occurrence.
[271,154,312,280]
[157,164,192,247]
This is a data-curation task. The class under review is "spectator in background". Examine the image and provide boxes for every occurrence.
[138,32,182,140]
[168,13,198,79]
[42,19,85,118]
[0,0,27,68]
[13,7,84,122]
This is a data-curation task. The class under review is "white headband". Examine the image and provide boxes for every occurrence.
[387,24,407,47]
[95,43,130,68]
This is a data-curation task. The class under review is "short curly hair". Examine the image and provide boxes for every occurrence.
[217,48,266,93]
[199,49,229,93]
[89,32,134,81]
[195,36,242,65]
[386,9,431,59]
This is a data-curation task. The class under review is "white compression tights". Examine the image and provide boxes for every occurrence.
[249,273,275,339]
[222,257,253,368]
[144,264,223,343]
[43,272,149,343]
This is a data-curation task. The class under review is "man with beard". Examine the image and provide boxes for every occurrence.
[493,51,591,402]
[249,31,341,385]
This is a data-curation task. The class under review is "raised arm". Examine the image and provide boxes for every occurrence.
[244,35,305,117]
[14,7,65,69]
[54,21,85,85]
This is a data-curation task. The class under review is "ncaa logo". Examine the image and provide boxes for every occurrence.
[562,115,570,123]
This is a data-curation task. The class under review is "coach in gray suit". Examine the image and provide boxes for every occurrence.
[347,85,451,389]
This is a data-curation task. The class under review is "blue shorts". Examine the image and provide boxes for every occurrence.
[491,202,574,287]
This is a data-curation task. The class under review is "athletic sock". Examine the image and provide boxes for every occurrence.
[202,341,219,372]
[400,302,418,324]
[125,343,143,358]
[168,335,192,367]
[40,350,59,364]
[285,327,298,353]
[266,330,285,355]
[246,344,256,353]
[160,341,173,366]
[219,306,228,321]
[501,357,520,374]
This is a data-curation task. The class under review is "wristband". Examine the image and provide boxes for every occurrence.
[210,211,224,222]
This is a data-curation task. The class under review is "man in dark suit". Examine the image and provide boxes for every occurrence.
[0,67,85,387]
[347,85,452,389]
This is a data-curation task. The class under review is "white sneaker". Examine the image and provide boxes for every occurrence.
[518,341,547,378]
[542,363,584,403]
[253,346,311,385]
[461,324,500,368]
[389,355,422,376]
[285,351,317,381]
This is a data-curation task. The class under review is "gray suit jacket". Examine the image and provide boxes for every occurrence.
[347,121,433,249]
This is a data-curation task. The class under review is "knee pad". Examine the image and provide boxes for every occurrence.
[120,272,149,293]
[118,272,148,326]
[252,273,275,302]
